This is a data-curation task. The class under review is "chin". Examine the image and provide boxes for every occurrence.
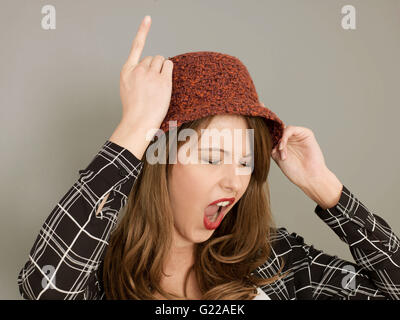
[190,230,214,244]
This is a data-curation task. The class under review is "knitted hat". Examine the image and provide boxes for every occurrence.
[160,51,285,150]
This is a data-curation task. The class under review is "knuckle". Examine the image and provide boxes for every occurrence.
[120,68,129,79]
[121,62,129,71]
[134,64,147,74]
[121,62,131,70]
[140,56,151,64]
[135,63,146,71]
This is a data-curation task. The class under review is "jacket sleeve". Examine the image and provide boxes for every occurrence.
[17,140,143,299]
[287,184,400,300]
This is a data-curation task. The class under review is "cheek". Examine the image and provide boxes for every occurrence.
[169,165,208,212]
[244,176,251,188]
[238,176,251,197]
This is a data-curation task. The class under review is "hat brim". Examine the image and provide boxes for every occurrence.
[160,103,285,151]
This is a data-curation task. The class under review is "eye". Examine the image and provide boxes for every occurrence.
[240,161,251,167]
[201,158,220,165]
[209,159,220,165]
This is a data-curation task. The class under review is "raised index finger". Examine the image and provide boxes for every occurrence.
[126,15,151,67]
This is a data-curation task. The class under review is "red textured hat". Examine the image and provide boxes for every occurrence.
[160,51,285,150]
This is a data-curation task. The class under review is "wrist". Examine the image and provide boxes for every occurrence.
[301,168,343,210]
[109,122,154,161]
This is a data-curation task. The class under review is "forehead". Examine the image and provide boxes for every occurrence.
[196,114,252,152]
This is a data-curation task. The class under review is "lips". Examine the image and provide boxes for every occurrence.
[203,197,235,230]
[204,205,230,230]
[206,197,235,208]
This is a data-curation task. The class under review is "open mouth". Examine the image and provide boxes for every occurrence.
[208,205,225,222]
[203,200,233,230]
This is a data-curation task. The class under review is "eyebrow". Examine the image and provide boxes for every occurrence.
[199,147,252,158]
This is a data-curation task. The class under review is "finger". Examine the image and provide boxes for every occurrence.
[139,55,153,68]
[271,146,278,159]
[271,146,282,162]
[281,149,286,161]
[161,59,173,77]
[279,127,290,150]
[126,15,152,68]
[279,125,300,151]
[277,143,286,160]
[150,55,165,72]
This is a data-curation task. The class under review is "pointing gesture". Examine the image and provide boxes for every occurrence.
[125,15,151,69]
[110,15,174,160]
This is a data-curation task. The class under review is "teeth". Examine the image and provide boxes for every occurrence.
[216,201,230,207]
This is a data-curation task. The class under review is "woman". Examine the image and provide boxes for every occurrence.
[17,15,400,300]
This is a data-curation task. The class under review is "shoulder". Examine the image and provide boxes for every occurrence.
[271,227,309,246]
[269,226,307,251]
[254,227,311,274]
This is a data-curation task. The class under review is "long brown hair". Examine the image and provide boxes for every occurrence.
[103,114,289,299]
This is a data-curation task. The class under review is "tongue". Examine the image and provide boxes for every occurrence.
[204,204,219,217]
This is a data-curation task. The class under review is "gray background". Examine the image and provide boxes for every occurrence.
[1,0,399,299]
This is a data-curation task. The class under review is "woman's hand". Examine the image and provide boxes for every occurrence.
[262,103,343,209]
[270,124,329,189]
[119,15,173,132]
[110,15,174,160]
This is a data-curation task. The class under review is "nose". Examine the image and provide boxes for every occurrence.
[220,164,244,197]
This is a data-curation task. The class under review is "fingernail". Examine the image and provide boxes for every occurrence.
[279,143,283,150]
[281,150,286,160]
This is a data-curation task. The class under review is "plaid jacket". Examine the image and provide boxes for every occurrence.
[17,140,400,300]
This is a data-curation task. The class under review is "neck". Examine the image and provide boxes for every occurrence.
[164,227,195,274]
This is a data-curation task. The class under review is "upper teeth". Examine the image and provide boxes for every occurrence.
[216,201,230,207]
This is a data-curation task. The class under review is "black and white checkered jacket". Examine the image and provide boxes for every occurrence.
[17,140,400,300]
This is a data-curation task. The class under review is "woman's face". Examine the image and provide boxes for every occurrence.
[168,114,253,246]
